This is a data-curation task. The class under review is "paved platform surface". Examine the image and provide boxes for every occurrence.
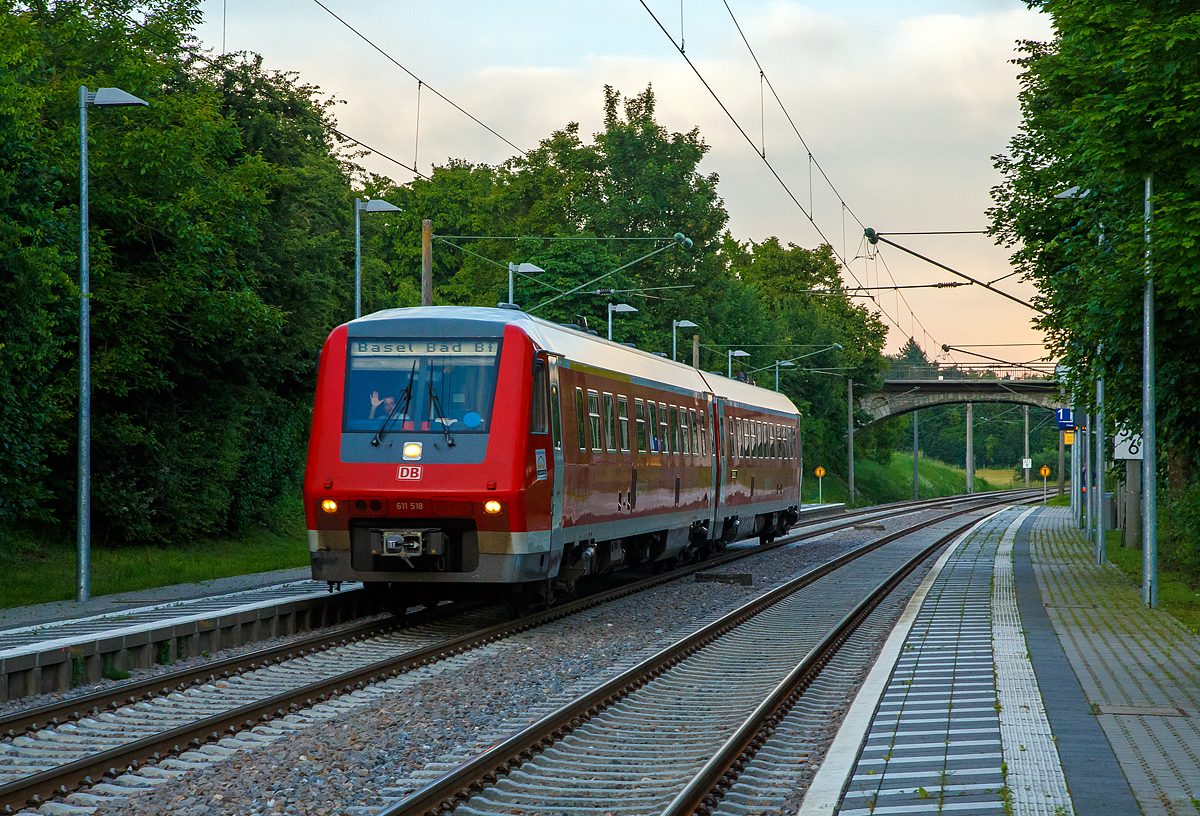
[801,504,1200,816]
[1031,507,1200,815]
[0,567,313,633]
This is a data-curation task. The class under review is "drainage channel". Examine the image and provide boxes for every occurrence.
[382,497,1028,816]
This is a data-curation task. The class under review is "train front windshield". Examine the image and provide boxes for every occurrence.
[344,339,501,433]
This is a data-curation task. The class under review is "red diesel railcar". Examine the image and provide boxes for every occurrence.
[303,306,802,611]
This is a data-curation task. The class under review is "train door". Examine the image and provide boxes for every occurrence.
[712,397,728,539]
[547,358,566,575]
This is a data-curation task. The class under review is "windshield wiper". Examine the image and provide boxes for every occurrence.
[427,382,456,448]
[371,361,417,447]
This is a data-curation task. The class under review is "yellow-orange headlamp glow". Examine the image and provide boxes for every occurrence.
[483,500,502,515]
[320,499,339,514]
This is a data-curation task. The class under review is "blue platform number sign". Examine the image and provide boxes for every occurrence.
[1056,408,1074,430]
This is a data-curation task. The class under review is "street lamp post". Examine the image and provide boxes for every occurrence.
[354,197,401,319]
[672,319,698,362]
[728,349,749,378]
[774,360,795,391]
[608,303,637,341]
[78,86,148,603]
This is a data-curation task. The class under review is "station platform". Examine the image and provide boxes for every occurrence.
[800,504,1200,816]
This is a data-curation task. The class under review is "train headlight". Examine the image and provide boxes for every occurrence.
[402,442,423,460]
[483,500,502,515]
[320,499,338,514]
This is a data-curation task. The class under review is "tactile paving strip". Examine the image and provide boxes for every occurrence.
[837,508,1015,815]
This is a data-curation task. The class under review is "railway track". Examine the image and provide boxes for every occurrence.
[379,493,1031,816]
[0,490,1036,814]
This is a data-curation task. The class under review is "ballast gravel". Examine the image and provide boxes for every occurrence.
[84,507,959,816]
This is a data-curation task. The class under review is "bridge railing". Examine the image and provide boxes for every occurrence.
[883,364,1055,382]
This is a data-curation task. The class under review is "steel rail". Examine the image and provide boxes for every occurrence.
[661,516,984,815]
[378,493,1031,816]
[0,488,1026,741]
[0,489,1035,813]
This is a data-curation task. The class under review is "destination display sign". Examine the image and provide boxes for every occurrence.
[352,340,500,357]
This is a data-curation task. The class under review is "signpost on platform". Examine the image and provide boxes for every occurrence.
[1040,465,1051,504]
[815,466,826,505]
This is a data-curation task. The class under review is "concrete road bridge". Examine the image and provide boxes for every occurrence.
[850,366,1068,497]
[857,370,1066,429]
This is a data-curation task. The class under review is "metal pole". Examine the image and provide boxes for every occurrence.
[672,323,677,361]
[965,403,974,494]
[728,351,732,378]
[847,379,854,504]
[353,199,362,319]
[1024,405,1030,488]
[913,409,919,500]
[692,335,699,369]
[508,263,515,306]
[421,219,433,307]
[1085,413,1092,534]
[77,86,91,603]
[775,361,780,392]
[1096,378,1106,565]
[1143,172,1157,607]
[608,304,613,341]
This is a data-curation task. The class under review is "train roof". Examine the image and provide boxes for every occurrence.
[349,306,801,417]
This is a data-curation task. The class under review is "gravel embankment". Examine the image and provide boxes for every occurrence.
[89,508,959,816]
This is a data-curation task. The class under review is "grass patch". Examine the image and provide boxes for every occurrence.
[0,492,309,609]
[804,454,1014,507]
[1105,530,1200,635]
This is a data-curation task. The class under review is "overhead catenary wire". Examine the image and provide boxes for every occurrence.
[102,1,430,179]
[312,0,527,157]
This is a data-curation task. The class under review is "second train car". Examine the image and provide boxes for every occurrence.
[303,306,803,611]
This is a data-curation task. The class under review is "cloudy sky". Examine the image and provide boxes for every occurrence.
[192,0,1054,363]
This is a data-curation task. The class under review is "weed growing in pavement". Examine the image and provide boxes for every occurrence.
[1000,761,1008,781]
[70,656,84,687]
[102,665,130,681]
[999,784,1014,816]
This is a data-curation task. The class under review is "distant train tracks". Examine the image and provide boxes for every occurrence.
[0,490,1037,813]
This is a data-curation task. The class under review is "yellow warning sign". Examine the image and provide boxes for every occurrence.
[1064,431,1075,445]
[1040,465,1051,478]
[815,466,826,478]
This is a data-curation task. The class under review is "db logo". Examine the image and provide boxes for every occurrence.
[396,465,422,481]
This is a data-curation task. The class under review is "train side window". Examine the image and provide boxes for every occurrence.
[652,400,662,453]
[771,425,778,459]
[688,408,698,457]
[575,388,587,450]
[735,417,743,459]
[530,360,549,434]
[603,393,617,452]
[617,395,630,452]
[659,402,670,454]
[634,399,648,453]
[757,422,765,458]
[676,406,690,455]
[587,390,603,451]
[550,384,561,450]
[746,421,754,458]
[700,410,708,457]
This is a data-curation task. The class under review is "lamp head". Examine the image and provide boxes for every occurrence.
[91,87,148,107]
[360,198,402,213]
[610,303,638,314]
[675,319,698,329]
[730,349,750,358]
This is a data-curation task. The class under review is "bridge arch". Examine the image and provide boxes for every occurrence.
[856,378,1065,431]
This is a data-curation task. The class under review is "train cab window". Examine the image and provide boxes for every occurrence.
[617,395,631,452]
[659,403,670,454]
[670,406,682,455]
[648,402,660,453]
[530,360,549,434]
[575,388,587,450]
[634,399,648,453]
[587,390,603,451]
[550,384,561,450]
[689,408,699,457]
[344,338,500,433]
[603,393,617,452]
